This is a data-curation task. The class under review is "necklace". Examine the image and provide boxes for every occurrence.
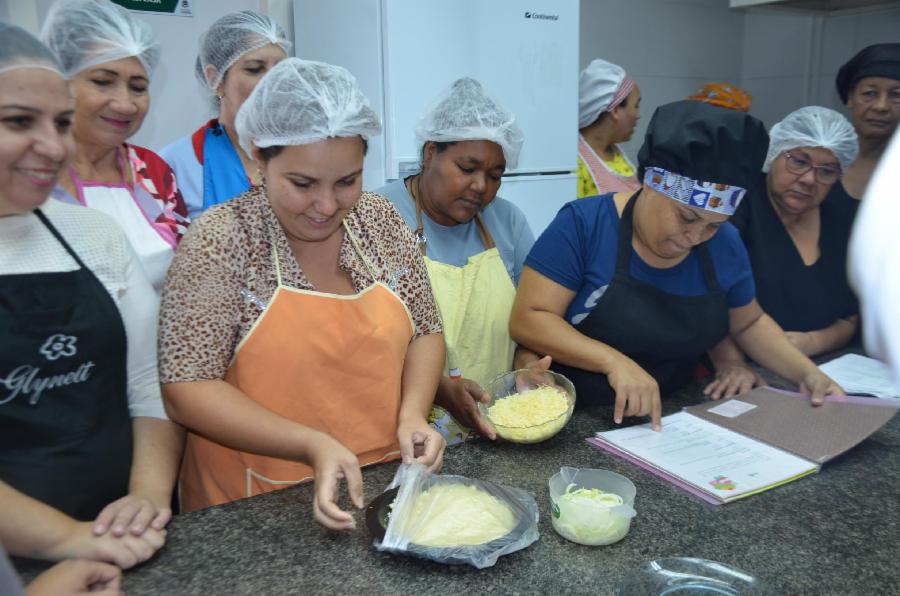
[404,174,494,255]
[405,175,428,255]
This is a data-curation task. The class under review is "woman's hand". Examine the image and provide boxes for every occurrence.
[514,355,556,391]
[397,416,445,473]
[93,493,171,538]
[25,559,122,596]
[308,432,364,532]
[46,521,166,570]
[703,362,764,400]
[798,370,845,406]
[607,354,662,431]
[435,376,495,440]
[785,331,818,356]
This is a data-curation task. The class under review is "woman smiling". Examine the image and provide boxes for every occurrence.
[158,58,445,526]
[41,0,189,292]
[160,11,290,218]
[0,21,180,572]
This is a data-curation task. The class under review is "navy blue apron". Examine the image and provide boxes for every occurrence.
[554,192,730,407]
[0,209,132,520]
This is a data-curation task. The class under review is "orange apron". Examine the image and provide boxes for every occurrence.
[179,221,415,512]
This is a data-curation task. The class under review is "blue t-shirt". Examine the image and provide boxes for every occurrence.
[377,179,535,285]
[159,133,204,219]
[525,194,755,325]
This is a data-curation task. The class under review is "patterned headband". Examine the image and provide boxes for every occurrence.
[608,74,635,112]
[643,166,746,216]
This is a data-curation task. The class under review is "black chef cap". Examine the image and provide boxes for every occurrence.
[637,100,768,190]
[835,43,900,103]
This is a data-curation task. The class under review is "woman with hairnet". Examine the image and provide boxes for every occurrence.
[828,44,900,208]
[719,107,859,360]
[0,22,179,577]
[512,101,843,430]
[376,78,544,445]
[160,11,289,219]
[158,58,446,526]
[577,58,642,198]
[40,0,189,293]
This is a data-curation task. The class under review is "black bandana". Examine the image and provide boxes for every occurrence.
[836,43,900,103]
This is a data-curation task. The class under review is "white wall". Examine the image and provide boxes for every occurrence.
[740,4,900,128]
[129,1,269,151]
[580,0,746,161]
[739,8,816,128]
[813,5,900,111]
[5,0,899,156]
[2,0,293,153]
[581,0,900,142]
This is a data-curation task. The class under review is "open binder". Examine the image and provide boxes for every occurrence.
[587,387,897,504]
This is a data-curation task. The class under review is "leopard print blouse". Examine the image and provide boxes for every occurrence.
[158,187,442,383]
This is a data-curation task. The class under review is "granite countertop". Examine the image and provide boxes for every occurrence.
[15,374,900,595]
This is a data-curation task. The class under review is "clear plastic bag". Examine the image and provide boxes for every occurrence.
[374,464,539,569]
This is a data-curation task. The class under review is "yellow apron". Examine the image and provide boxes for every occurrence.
[411,182,517,445]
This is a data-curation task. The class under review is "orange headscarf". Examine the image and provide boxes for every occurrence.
[688,82,752,113]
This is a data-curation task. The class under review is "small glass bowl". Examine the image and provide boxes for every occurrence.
[617,558,769,595]
[478,369,576,444]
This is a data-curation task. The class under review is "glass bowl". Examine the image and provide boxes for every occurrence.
[478,369,576,444]
[617,558,769,595]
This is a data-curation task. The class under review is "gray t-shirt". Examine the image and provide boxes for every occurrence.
[377,179,534,285]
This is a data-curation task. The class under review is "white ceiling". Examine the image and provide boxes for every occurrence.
[731,0,900,11]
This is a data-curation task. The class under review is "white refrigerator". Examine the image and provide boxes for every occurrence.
[292,0,579,236]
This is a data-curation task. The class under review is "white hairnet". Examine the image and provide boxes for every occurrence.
[195,10,291,91]
[0,22,63,77]
[415,77,524,169]
[235,58,381,156]
[40,0,160,80]
[579,58,634,128]
[763,106,858,172]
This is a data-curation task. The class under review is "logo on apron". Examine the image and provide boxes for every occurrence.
[0,334,95,406]
[39,334,78,361]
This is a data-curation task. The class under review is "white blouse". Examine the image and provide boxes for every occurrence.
[0,199,166,419]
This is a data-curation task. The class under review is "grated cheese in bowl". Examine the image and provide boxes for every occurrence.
[480,370,575,443]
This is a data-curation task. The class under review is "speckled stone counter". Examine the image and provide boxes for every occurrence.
[15,374,900,595]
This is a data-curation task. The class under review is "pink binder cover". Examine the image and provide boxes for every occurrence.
[685,387,896,464]
[585,387,896,504]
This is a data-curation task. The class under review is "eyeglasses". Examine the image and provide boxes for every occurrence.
[783,152,841,184]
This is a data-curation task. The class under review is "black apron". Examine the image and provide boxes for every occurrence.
[0,209,132,520]
[554,192,730,407]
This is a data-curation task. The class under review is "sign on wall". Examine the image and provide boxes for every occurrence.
[111,0,193,17]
